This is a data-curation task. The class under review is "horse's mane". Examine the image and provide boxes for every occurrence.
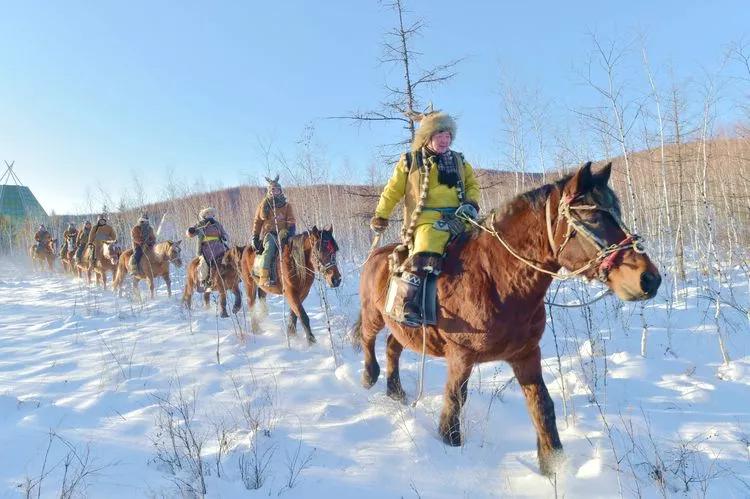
[483,170,621,229]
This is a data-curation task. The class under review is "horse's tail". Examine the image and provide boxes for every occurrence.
[349,313,363,352]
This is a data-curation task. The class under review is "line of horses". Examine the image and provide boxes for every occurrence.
[31,225,343,344]
[27,163,662,477]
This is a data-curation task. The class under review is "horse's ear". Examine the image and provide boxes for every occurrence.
[594,162,612,185]
[311,225,319,235]
[566,161,593,196]
[175,239,182,246]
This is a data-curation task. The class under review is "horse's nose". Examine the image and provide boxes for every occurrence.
[331,275,341,288]
[640,271,661,297]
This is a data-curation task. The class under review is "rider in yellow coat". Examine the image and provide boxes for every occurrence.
[370,111,480,326]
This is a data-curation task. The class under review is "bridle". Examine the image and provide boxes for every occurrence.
[545,192,645,282]
[312,236,338,273]
[464,188,645,282]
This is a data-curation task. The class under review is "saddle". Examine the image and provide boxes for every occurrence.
[251,236,305,284]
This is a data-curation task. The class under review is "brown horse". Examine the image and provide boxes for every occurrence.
[113,240,183,298]
[60,234,78,275]
[239,226,342,344]
[77,240,122,288]
[30,239,57,271]
[183,245,243,318]
[355,162,661,476]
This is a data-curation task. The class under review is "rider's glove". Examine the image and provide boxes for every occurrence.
[455,202,479,221]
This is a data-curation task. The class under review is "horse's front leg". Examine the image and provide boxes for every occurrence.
[286,295,314,344]
[181,279,192,310]
[439,352,474,446]
[148,276,155,299]
[511,347,563,477]
[164,273,172,297]
[218,286,229,318]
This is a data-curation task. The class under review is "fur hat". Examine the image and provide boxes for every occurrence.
[411,111,457,152]
[138,213,149,223]
[199,207,216,220]
[97,213,107,222]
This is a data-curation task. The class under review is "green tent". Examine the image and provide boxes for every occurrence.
[0,161,47,224]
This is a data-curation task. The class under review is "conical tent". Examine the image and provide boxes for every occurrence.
[0,161,48,224]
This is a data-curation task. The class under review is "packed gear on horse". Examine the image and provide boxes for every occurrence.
[34,225,52,253]
[75,221,92,262]
[61,223,78,258]
[87,215,117,268]
[185,207,229,291]
[130,214,156,274]
[251,175,297,286]
[370,111,480,327]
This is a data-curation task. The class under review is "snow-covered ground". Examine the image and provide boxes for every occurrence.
[0,257,748,498]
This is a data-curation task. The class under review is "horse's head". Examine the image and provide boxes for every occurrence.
[309,225,342,288]
[552,162,661,301]
[103,240,122,265]
[166,240,183,268]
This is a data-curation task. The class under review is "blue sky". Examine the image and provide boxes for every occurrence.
[0,1,747,214]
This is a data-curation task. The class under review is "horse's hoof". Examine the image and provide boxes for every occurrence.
[306,334,316,345]
[232,306,241,314]
[386,381,407,403]
[439,425,462,447]
[361,363,380,389]
[220,311,229,318]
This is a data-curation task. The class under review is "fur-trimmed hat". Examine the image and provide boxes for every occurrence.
[199,207,216,220]
[411,111,457,152]
[138,213,149,223]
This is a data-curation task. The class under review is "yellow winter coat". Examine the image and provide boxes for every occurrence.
[375,150,480,233]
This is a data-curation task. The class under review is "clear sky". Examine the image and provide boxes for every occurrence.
[1,1,747,214]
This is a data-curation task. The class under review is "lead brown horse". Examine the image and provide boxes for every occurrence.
[239,226,342,344]
[355,162,661,476]
[113,240,183,298]
[183,245,243,318]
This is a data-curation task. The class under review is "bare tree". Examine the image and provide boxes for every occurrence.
[331,0,462,155]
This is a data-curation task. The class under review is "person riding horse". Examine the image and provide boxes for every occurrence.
[370,111,480,326]
[185,207,229,291]
[87,214,117,269]
[251,175,296,286]
[61,222,78,259]
[34,224,52,252]
[74,220,92,263]
[130,214,156,274]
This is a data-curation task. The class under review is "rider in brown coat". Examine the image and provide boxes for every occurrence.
[251,175,296,286]
[87,214,117,268]
[130,214,156,273]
